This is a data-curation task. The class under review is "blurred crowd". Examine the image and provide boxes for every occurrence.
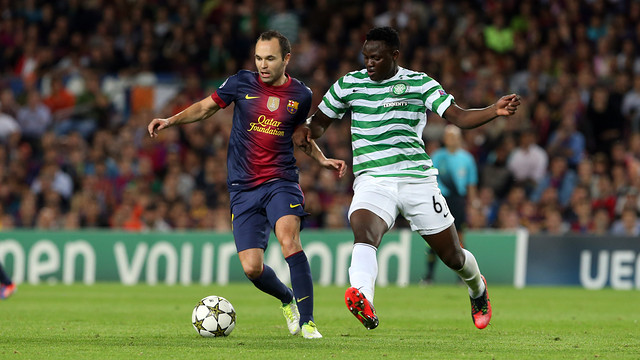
[0,0,640,236]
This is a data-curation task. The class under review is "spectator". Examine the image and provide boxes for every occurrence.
[140,201,171,232]
[530,156,577,208]
[481,134,515,198]
[546,115,585,169]
[64,71,111,136]
[483,13,514,54]
[570,198,594,234]
[266,0,300,43]
[0,89,20,118]
[494,203,521,230]
[519,200,541,233]
[507,129,548,194]
[44,76,76,126]
[592,207,612,235]
[30,161,73,203]
[0,101,20,144]
[615,187,640,218]
[188,189,208,226]
[467,205,488,230]
[374,0,410,30]
[584,85,624,155]
[576,158,596,193]
[0,0,639,237]
[16,89,52,143]
[622,74,640,133]
[542,208,569,235]
[591,175,617,221]
[611,207,640,236]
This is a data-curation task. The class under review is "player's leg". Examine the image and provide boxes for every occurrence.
[420,226,480,292]
[273,214,321,339]
[345,209,388,329]
[267,180,321,339]
[0,262,15,300]
[403,181,490,329]
[273,214,311,324]
[421,226,491,329]
[231,187,299,334]
[348,209,387,303]
[424,195,466,284]
[237,249,291,300]
[344,179,399,329]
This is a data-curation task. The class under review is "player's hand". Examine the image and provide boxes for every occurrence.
[148,118,171,138]
[320,158,348,178]
[495,94,521,117]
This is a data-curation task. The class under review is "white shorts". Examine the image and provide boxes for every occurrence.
[348,176,455,235]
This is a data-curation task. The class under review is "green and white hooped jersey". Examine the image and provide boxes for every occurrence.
[318,67,454,180]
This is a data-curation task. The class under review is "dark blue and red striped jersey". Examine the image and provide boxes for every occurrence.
[211,70,312,191]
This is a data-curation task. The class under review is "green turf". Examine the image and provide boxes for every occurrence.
[0,284,638,359]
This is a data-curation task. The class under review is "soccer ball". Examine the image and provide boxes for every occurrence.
[192,295,236,337]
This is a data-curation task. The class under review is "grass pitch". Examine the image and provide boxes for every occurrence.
[0,283,638,359]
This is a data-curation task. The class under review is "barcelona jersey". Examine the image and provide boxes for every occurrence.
[211,70,312,191]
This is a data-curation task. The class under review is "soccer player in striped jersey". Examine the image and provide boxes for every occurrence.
[148,30,346,339]
[295,27,521,330]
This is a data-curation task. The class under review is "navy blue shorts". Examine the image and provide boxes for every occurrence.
[229,179,307,252]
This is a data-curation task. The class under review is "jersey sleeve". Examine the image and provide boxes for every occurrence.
[211,73,239,108]
[296,86,313,125]
[422,75,454,117]
[318,76,349,119]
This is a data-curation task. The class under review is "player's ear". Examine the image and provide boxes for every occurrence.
[283,52,291,65]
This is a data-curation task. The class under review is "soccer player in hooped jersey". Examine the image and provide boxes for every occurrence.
[148,30,346,339]
[295,27,521,330]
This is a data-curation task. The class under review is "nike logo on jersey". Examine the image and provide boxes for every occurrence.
[444,212,449,217]
[290,203,302,208]
[296,296,309,302]
[245,94,259,99]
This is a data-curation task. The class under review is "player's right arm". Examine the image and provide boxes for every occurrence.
[296,75,348,144]
[306,110,335,140]
[292,110,335,147]
[148,96,221,138]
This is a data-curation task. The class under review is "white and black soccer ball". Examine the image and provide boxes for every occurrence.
[192,295,236,337]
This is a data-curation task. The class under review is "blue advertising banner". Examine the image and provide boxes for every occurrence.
[525,235,640,289]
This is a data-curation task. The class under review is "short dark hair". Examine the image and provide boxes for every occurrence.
[257,30,291,60]
[366,27,400,51]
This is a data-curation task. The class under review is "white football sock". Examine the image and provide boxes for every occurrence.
[455,249,486,299]
[348,243,378,304]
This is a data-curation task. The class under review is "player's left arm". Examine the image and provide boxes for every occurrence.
[443,94,521,129]
[295,133,347,178]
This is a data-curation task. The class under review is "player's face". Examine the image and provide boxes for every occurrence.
[255,39,290,86]
[362,40,399,81]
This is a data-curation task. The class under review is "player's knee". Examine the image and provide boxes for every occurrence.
[279,238,302,257]
[242,263,263,279]
[352,228,383,247]
[441,249,465,270]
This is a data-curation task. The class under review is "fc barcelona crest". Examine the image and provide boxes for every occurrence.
[267,96,280,112]
[287,100,299,114]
